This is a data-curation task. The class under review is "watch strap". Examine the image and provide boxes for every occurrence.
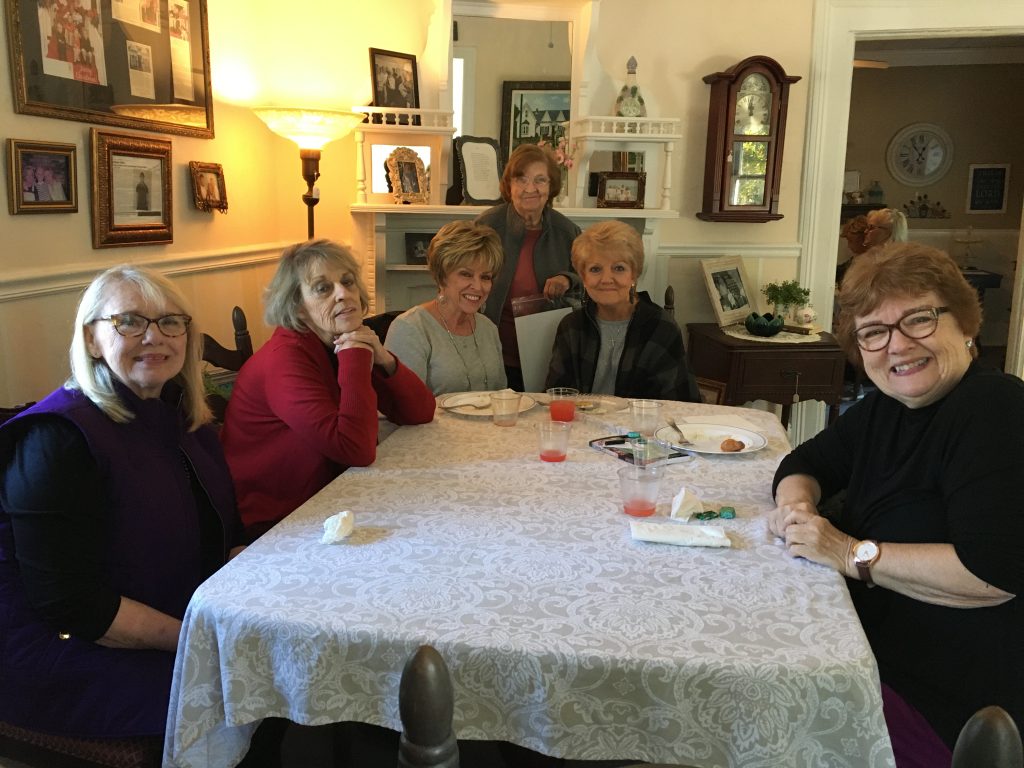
[856,560,875,587]
[854,540,880,588]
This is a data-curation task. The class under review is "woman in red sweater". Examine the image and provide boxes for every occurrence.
[221,240,436,540]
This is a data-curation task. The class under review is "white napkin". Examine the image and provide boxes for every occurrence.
[682,414,760,431]
[670,487,703,521]
[630,520,731,548]
[322,510,355,543]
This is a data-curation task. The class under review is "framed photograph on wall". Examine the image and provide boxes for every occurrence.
[4,0,214,138]
[90,129,172,248]
[189,161,226,213]
[404,232,433,265]
[500,80,570,165]
[369,48,419,110]
[6,138,77,214]
[385,147,427,204]
[700,256,754,326]
[966,163,1010,214]
[596,171,645,209]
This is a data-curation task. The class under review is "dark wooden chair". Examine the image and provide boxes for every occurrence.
[201,306,254,424]
[0,721,162,768]
[0,402,35,426]
[366,310,404,345]
[952,705,1023,768]
[663,285,702,403]
[397,645,459,768]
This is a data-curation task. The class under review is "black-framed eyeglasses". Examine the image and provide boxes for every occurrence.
[95,312,192,338]
[853,306,949,352]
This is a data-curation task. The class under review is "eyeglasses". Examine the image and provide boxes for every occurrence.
[512,175,550,188]
[853,306,949,352]
[96,312,192,338]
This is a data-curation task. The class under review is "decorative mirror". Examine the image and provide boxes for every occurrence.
[697,56,800,222]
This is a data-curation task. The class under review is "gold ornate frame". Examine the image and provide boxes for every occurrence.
[189,161,227,213]
[6,138,78,214]
[386,147,428,204]
[90,129,172,249]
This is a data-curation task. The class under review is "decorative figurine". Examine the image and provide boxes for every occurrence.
[615,56,647,118]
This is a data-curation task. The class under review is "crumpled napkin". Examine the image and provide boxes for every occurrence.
[322,510,354,544]
[670,486,703,521]
[629,520,731,548]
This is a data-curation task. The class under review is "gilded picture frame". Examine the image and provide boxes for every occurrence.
[700,256,754,326]
[90,128,172,248]
[6,138,78,214]
[189,160,226,213]
[386,147,428,204]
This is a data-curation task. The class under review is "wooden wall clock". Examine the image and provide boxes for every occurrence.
[697,55,801,222]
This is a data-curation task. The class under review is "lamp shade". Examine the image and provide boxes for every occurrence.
[252,107,365,150]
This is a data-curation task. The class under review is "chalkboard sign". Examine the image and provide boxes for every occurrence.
[967,164,1010,214]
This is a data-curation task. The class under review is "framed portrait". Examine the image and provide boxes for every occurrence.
[4,0,214,138]
[695,377,727,406]
[404,232,433,265]
[453,135,502,205]
[90,129,172,248]
[189,161,226,213]
[6,138,77,214]
[966,163,1010,214]
[500,80,570,165]
[385,147,428,204]
[700,256,754,327]
[369,48,419,112]
[596,171,645,209]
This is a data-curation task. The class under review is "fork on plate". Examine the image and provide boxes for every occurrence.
[666,417,693,445]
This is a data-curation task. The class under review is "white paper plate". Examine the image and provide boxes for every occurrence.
[440,391,537,417]
[654,423,767,455]
[533,393,628,414]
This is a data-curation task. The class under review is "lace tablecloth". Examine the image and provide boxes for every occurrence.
[164,401,894,768]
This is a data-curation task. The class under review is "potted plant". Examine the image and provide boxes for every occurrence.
[761,280,811,319]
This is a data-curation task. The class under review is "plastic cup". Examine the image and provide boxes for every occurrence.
[630,399,663,436]
[538,421,572,462]
[490,391,522,427]
[618,464,664,517]
[546,387,579,422]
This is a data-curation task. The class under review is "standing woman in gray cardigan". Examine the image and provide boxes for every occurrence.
[475,143,580,390]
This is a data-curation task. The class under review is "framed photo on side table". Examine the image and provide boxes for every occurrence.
[189,161,227,213]
[596,171,645,209]
[966,163,1010,214]
[90,129,172,248]
[404,233,432,265]
[6,138,77,214]
[4,0,214,138]
[385,147,428,205]
[700,256,754,326]
[500,80,570,165]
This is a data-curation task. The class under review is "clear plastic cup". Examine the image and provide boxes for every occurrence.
[490,391,522,427]
[618,464,664,517]
[630,399,663,436]
[546,387,579,422]
[538,421,572,462]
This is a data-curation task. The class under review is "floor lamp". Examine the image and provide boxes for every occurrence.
[253,108,364,239]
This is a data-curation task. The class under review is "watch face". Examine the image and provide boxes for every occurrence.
[854,540,879,563]
[733,74,771,137]
[886,123,953,186]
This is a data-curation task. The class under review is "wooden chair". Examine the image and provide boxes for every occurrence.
[201,306,253,424]
[366,310,404,345]
[397,645,459,768]
[0,721,162,768]
[663,285,702,403]
[952,705,1023,768]
[0,402,35,426]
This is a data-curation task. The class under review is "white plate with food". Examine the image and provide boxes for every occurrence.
[654,423,767,455]
[439,391,537,417]
[532,393,628,414]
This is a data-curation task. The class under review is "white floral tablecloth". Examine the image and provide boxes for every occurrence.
[164,401,894,768]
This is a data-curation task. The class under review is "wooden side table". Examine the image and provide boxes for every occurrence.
[686,323,846,428]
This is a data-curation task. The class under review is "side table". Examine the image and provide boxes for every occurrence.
[686,323,846,428]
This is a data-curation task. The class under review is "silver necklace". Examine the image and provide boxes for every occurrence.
[437,302,490,391]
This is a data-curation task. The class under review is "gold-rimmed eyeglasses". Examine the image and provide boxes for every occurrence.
[95,312,192,338]
[853,306,948,352]
[512,175,550,188]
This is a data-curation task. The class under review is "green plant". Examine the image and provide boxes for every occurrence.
[761,280,810,309]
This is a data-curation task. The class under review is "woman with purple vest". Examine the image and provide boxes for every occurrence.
[0,266,245,746]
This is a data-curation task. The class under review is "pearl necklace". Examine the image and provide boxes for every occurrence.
[437,301,490,391]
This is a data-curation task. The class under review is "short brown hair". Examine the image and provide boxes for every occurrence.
[428,221,504,287]
[264,239,370,332]
[571,220,644,277]
[840,215,868,238]
[836,241,981,363]
[499,143,562,207]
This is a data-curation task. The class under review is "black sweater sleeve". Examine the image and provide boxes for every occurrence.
[0,417,121,640]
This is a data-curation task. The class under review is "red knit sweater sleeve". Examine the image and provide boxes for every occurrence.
[373,356,437,426]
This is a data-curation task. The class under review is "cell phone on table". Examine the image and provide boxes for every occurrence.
[588,435,692,466]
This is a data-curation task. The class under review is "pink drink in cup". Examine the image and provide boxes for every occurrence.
[618,464,663,517]
[538,421,571,462]
[546,387,579,422]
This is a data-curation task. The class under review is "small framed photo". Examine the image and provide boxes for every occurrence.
[700,256,754,326]
[6,139,78,214]
[596,171,645,209]
[386,147,428,204]
[696,377,727,405]
[966,163,1010,214]
[404,232,433,265]
[500,80,570,165]
[189,161,227,213]
[453,135,502,205]
[90,129,172,249]
[369,48,420,110]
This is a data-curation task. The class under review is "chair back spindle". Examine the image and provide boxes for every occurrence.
[397,645,459,768]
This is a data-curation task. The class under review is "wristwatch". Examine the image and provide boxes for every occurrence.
[853,539,881,587]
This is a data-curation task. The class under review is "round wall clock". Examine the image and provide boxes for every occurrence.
[886,122,953,187]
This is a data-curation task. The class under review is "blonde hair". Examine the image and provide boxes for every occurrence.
[68,265,211,429]
[570,220,644,277]
[427,221,504,287]
[264,239,370,332]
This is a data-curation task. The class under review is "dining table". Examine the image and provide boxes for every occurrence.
[163,395,895,768]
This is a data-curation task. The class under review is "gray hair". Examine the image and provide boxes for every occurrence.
[68,265,211,429]
[264,240,370,332]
